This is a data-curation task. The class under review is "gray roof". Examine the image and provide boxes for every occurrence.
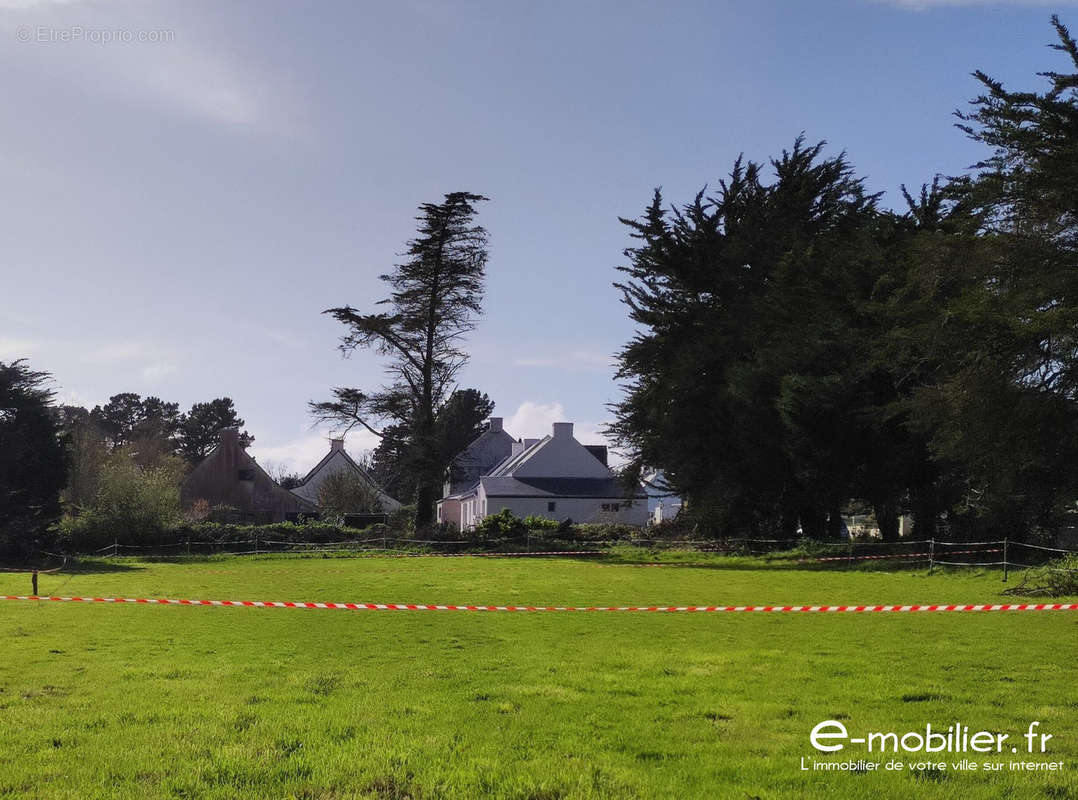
[487,436,550,476]
[480,476,646,499]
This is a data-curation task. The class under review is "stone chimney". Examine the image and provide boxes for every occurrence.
[511,440,525,457]
[219,427,239,446]
[330,438,345,452]
[488,417,503,433]
[552,422,574,440]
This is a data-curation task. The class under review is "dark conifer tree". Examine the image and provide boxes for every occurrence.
[312,192,489,528]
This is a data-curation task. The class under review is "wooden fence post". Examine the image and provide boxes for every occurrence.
[928,538,935,571]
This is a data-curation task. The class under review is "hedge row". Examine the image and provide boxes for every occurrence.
[54,516,676,555]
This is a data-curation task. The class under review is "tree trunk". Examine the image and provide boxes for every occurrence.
[825,502,845,539]
[799,506,826,540]
[414,482,436,530]
[874,499,900,542]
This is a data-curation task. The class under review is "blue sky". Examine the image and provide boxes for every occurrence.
[1,0,1074,474]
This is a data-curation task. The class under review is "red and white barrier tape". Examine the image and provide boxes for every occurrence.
[2,595,1076,612]
[813,548,1001,562]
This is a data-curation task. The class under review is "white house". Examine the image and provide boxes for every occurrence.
[290,438,402,513]
[443,421,648,529]
[642,469,683,525]
[437,417,517,530]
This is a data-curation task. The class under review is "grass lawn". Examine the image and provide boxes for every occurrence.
[0,552,1075,799]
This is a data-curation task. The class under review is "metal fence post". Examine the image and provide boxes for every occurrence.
[1002,538,1008,582]
[928,538,934,570]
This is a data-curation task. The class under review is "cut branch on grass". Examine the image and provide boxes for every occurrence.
[1003,555,1078,597]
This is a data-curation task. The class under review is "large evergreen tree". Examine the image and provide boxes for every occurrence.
[892,16,1078,536]
[0,360,67,558]
[312,192,489,528]
[609,140,940,538]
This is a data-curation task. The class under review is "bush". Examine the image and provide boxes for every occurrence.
[473,509,525,542]
[57,452,184,550]
[521,515,559,531]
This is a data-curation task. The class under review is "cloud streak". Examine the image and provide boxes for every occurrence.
[0,2,303,134]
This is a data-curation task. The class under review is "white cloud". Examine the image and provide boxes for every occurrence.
[0,0,82,8]
[0,337,41,360]
[136,50,263,128]
[505,401,566,439]
[141,360,177,380]
[87,342,148,362]
[0,3,303,135]
[83,341,181,383]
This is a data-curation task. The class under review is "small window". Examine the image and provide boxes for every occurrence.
[601,503,610,511]
[237,469,255,481]
[547,501,556,512]
[612,503,620,512]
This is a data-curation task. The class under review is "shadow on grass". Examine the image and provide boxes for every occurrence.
[58,558,145,574]
[559,554,985,574]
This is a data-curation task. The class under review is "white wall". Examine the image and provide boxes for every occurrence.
[478,486,649,527]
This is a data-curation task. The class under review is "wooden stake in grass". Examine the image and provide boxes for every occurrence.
[31,569,38,597]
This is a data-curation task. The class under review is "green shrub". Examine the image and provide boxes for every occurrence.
[473,509,525,542]
[57,451,184,550]
[521,515,559,531]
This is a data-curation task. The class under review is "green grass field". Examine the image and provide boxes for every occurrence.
[0,552,1075,799]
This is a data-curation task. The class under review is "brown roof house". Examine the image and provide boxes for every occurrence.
[181,428,317,523]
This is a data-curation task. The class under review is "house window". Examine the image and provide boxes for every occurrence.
[237,469,255,481]
[601,503,620,512]
[547,501,556,512]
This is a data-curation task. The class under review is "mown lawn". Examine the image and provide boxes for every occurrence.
[0,553,1075,799]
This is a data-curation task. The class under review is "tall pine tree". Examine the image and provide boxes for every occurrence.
[312,192,489,528]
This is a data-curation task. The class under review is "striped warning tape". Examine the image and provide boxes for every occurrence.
[2,595,1076,612]
[813,548,1001,563]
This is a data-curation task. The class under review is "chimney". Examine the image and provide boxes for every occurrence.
[552,422,574,440]
[330,438,345,452]
[488,417,503,433]
[219,427,239,446]
[511,440,524,457]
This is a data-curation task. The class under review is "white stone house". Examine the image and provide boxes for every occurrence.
[437,417,517,530]
[440,421,648,530]
[290,438,401,513]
